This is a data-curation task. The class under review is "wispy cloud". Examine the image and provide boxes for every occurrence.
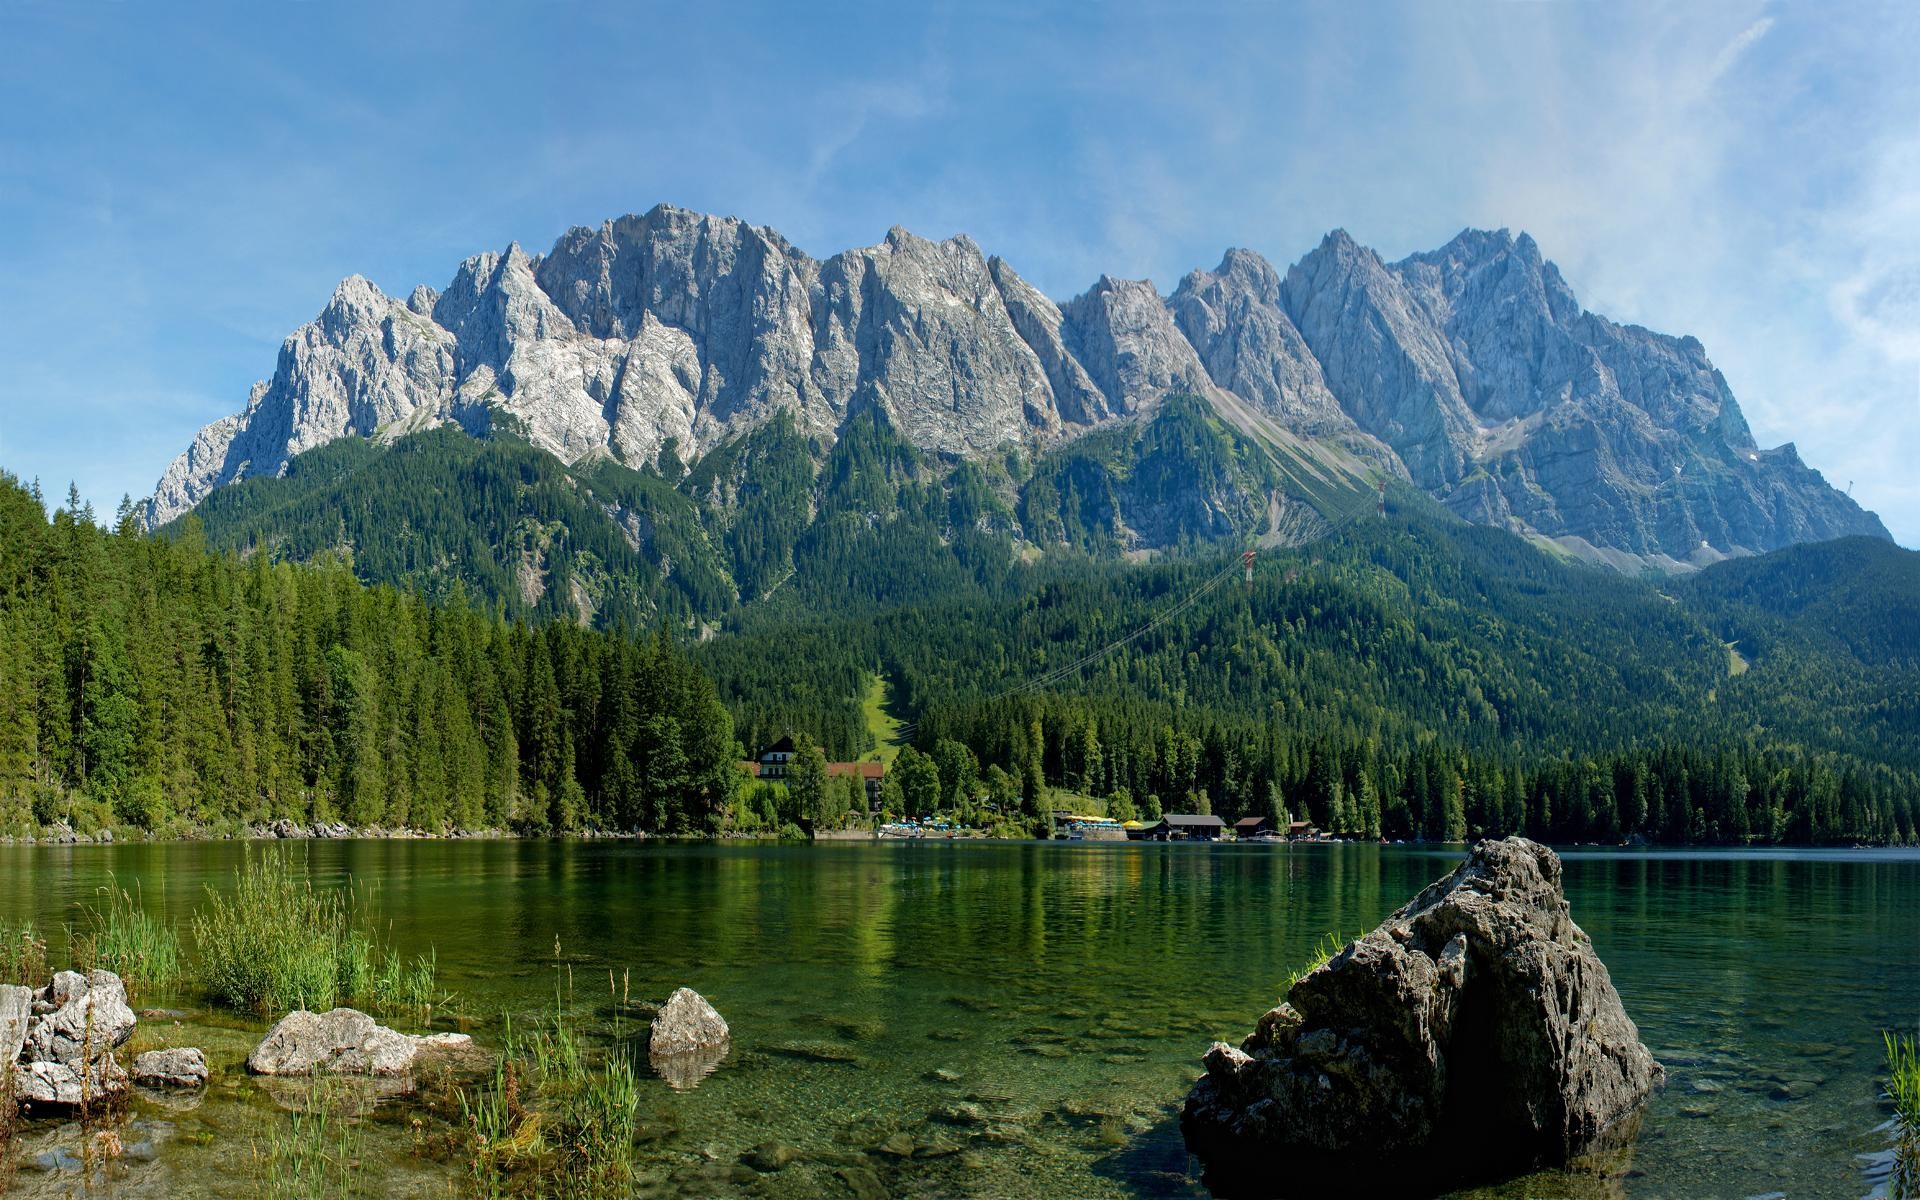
[1704,16,1775,89]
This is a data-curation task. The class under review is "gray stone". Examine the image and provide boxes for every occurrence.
[15,1056,128,1108]
[0,984,29,1066]
[1182,837,1662,1194]
[132,1047,208,1089]
[24,970,136,1070]
[246,1008,419,1077]
[648,987,728,1056]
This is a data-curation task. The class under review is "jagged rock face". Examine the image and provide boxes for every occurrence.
[1169,249,1352,437]
[810,229,1061,453]
[1061,275,1213,413]
[147,208,1887,567]
[1285,228,1887,561]
[1182,838,1662,1196]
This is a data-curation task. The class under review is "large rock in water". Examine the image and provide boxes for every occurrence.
[1182,837,1662,1196]
[133,1047,209,1089]
[247,1008,420,1077]
[648,988,730,1090]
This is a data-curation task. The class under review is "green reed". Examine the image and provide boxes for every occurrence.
[76,878,181,1000]
[456,974,644,1198]
[0,920,47,986]
[189,848,439,1019]
[254,1076,367,1200]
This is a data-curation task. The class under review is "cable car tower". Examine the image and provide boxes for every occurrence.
[1242,548,1255,593]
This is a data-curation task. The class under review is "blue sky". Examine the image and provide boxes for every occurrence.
[2,2,1915,542]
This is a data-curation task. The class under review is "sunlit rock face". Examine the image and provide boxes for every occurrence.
[146,208,1885,566]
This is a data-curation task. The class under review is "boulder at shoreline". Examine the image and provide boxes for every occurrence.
[1182,837,1662,1196]
[248,1008,425,1076]
[7,969,138,1110]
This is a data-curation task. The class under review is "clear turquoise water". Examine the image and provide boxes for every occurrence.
[0,840,1914,1198]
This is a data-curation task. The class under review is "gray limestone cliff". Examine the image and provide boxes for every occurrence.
[147,207,1887,567]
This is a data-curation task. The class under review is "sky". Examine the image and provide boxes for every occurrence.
[1,2,1915,543]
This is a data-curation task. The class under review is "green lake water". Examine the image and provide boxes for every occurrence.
[1,840,1915,1198]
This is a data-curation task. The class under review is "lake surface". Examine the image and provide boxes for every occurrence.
[0,840,1915,1198]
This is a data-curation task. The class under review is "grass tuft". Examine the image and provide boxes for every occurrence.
[1283,930,1357,996]
[75,879,181,1001]
[0,920,47,986]
[457,977,644,1198]
[1891,1031,1920,1128]
[1890,1029,1920,1199]
[254,1075,367,1200]
[189,848,438,1018]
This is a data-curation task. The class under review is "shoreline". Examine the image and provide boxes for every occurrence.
[1,822,1911,852]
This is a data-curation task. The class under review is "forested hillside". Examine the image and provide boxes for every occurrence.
[9,436,1918,845]
[176,397,1360,630]
[698,502,1920,845]
[0,474,738,836]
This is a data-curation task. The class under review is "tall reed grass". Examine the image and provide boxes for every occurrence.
[76,879,181,1001]
[0,920,47,985]
[190,849,437,1019]
[253,1075,367,1200]
[1891,1031,1920,1129]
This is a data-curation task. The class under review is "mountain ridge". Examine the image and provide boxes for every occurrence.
[147,204,1887,568]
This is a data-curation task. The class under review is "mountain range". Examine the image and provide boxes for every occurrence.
[147,205,1885,574]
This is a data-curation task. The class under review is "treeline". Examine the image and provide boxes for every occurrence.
[912,694,1918,845]
[0,475,737,835]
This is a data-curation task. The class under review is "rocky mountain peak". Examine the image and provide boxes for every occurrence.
[146,207,1888,569]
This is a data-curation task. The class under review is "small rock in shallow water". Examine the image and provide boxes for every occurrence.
[836,1166,889,1200]
[133,1047,208,1088]
[743,1141,803,1172]
[649,988,729,1056]
[1020,1044,1070,1058]
[872,1132,916,1158]
[771,1041,861,1065]
[931,1102,985,1126]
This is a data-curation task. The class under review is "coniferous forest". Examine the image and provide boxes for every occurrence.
[3,426,1917,844]
[0,474,737,836]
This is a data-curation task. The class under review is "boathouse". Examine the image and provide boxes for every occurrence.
[1135,814,1227,841]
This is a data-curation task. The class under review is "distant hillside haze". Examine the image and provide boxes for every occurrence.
[147,204,1886,569]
